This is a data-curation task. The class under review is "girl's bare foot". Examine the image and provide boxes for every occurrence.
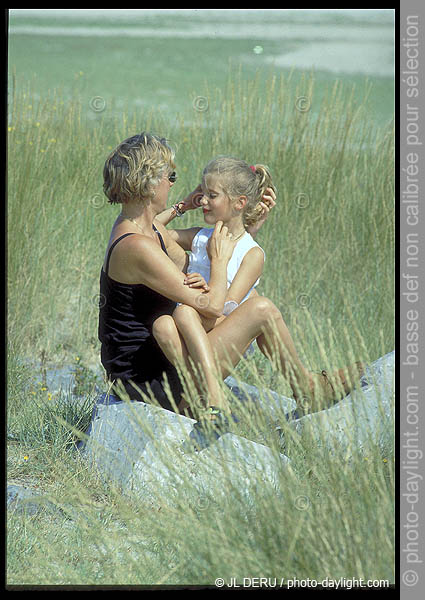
[296,361,366,415]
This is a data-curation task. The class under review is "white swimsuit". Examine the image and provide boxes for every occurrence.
[188,228,264,304]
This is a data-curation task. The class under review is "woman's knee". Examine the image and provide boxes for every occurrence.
[152,315,179,346]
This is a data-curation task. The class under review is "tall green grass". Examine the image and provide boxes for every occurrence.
[7,367,394,586]
[7,69,394,586]
[7,69,394,371]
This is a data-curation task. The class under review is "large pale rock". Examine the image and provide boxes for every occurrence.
[78,351,394,506]
[288,351,395,455]
[78,395,291,508]
[7,483,58,516]
[224,376,296,423]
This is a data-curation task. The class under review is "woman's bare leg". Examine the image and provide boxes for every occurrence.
[172,304,229,412]
[152,313,229,415]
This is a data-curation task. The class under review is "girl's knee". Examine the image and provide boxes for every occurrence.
[173,303,200,325]
[249,296,281,323]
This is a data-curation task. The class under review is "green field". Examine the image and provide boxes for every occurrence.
[7,10,395,587]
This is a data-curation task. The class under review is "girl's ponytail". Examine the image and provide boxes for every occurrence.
[243,164,276,228]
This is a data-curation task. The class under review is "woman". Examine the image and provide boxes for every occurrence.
[98,132,364,420]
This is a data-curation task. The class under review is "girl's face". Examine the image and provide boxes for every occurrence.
[200,174,242,225]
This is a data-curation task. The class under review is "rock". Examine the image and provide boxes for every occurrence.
[78,394,291,508]
[224,376,296,423]
[77,351,394,506]
[7,484,45,516]
[288,351,395,455]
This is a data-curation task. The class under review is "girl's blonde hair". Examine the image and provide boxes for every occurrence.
[103,132,175,205]
[202,156,276,228]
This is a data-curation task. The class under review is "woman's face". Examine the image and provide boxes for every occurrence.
[200,175,234,224]
[154,167,177,210]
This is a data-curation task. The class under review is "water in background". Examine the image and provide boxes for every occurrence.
[10,9,394,77]
[8,9,394,126]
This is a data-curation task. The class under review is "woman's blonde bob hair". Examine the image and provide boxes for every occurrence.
[103,132,175,205]
[202,156,277,228]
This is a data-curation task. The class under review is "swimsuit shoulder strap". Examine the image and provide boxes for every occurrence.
[105,226,168,276]
[152,224,168,254]
[105,232,136,276]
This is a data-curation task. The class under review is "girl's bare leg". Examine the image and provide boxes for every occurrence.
[205,295,363,413]
[206,296,311,392]
[153,297,363,418]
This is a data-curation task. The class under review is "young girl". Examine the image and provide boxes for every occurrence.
[153,156,365,431]
[152,157,280,420]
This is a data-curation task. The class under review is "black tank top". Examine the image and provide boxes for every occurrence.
[98,225,180,399]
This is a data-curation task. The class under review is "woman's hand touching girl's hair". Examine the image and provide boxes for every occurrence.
[175,184,204,214]
[246,186,277,238]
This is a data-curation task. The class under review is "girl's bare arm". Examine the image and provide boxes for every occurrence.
[192,247,265,332]
[225,247,265,305]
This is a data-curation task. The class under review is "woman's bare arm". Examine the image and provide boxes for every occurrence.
[155,184,204,250]
[162,224,202,252]
[152,219,191,272]
[113,223,234,319]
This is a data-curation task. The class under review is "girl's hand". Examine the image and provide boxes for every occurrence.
[179,184,204,213]
[183,272,209,291]
[207,221,237,263]
[246,187,277,238]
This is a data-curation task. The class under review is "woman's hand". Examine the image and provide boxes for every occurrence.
[183,272,210,291]
[207,221,238,263]
[178,184,204,213]
[246,187,277,238]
